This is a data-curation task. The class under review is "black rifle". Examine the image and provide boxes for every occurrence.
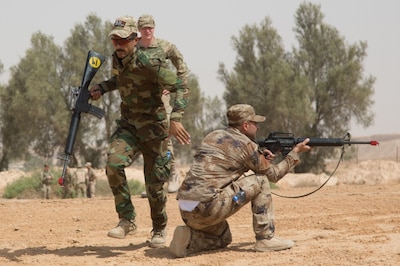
[59,51,106,181]
[257,132,379,157]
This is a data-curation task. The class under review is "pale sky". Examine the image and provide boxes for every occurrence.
[1,0,399,137]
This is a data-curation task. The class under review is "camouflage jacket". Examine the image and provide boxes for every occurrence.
[41,170,53,185]
[177,127,300,202]
[99,40,189,141]
[74,168,88,185]
[87,168,97,182]
[137,38,189,84]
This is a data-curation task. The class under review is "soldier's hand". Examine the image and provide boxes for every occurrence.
[90,84,102,100]
[262,149,275,162]
[293,138,311,153]
[169,121,191,145]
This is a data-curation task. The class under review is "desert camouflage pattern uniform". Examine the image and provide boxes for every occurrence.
[74,168,88,198]
[98,41,189,231]
[41,167,53,199]
[177,127,300,253]
[87,167,97,198]
[62,168,74,199]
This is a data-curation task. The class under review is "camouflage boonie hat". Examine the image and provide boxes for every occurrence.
[108,16,138,38]
[227,104,266,125]
[138,14,155,29]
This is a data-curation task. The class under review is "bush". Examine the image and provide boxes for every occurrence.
[128,179,146,196]
[3,174,42,199]
[3,169,146,199]
[95,179,145,197]
[95,179,113,196]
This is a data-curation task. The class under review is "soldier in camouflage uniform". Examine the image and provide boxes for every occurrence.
[90,16,190,249]
[169,104,311,258]
[41,164,53,199]
[137,14,188,193]
[62,167,74,199]
[85,162,97,198]
[74,166,88,198]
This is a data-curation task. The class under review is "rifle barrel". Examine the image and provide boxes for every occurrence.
[296,138,379,146]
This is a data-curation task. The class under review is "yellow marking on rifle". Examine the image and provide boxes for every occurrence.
[89,56,102,68]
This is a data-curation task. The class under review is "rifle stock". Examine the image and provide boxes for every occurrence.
[59,51,105,180]
[257,132,379,157]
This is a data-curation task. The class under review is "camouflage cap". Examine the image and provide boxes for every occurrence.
[138,14,155,29]
[227,104,266,125]
[108,16,138,38]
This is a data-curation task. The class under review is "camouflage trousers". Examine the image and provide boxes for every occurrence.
[87,181,96,198]
[106,125,170,230]
[63,185,74,199]
[180,174,274,253]
[42,184,51,199]
[76,183,87,198]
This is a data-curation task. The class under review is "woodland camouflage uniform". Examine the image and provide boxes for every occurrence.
[97,36,189,236]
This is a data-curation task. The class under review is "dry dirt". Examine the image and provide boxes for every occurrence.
[1,159,400,266]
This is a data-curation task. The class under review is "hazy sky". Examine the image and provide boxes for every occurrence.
[1,0,399,137]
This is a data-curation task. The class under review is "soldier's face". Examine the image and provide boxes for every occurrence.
[139,27,154,40]
[111,35,137,58]
[242,120,259,139]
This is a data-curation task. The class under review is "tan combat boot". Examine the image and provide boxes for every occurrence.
[169,226,191,258]
[107,218,137,239]
[254,236,294,252]
[150,228,167,248]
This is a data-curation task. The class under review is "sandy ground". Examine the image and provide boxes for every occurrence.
[0,159,400,265]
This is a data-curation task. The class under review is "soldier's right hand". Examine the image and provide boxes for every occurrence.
[90,84,102,100]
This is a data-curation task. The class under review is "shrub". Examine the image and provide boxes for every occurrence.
[3,169,146,199]
[3,174,42,199]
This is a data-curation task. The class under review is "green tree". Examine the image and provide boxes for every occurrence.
[217,17,310,139]
[217,3,374,173]
[292,2,375,172]
[0,32,66,169]
[173,73,225,163]
[0,14,116,170]
[0,61,7,169]
[202,95,226,133]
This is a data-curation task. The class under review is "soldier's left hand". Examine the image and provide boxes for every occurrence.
[169,121,191,145]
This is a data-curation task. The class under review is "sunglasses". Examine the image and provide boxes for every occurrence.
[111,37,134,46]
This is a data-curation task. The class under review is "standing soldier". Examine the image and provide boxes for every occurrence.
[62,167,75,198]
[86,162,97,198]
[41,164,53,199]
[137,14,188,193]
[89,15,190,248]
[74,165,88,198]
